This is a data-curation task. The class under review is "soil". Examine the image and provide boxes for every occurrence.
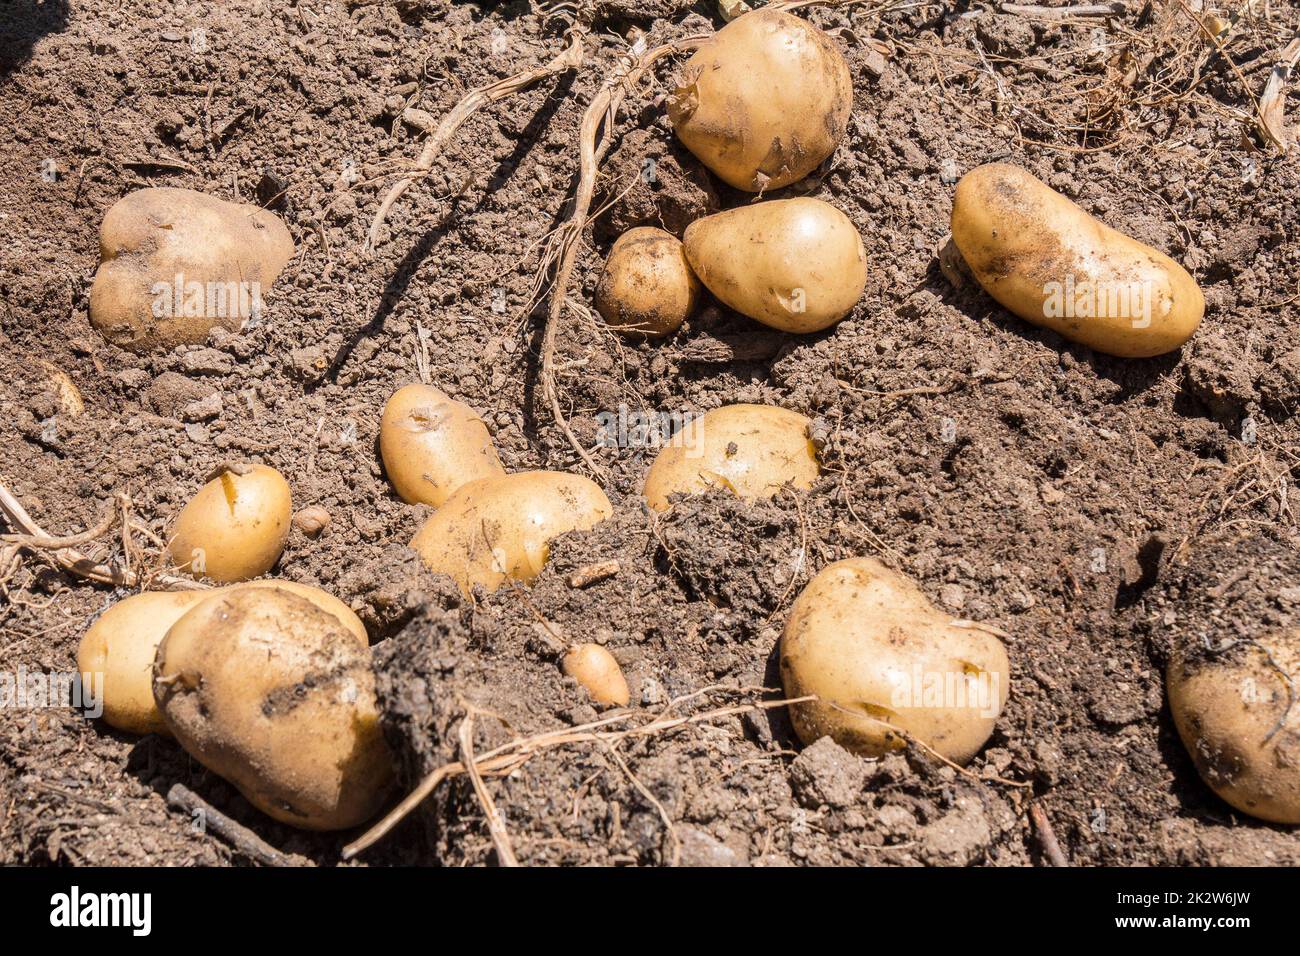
[2,0,1299,867]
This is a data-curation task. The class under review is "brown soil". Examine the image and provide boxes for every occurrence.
[3,0,1299,867]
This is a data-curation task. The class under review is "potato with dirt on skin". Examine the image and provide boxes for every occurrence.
[1168,631,1300,824]
[595,227,701,338]
[90,187,295,352]
[153,587,394,830]
[379,383,505,507]
[643,403,820,511]
[168,464,292,583]
[410,471,612,597]
[77,581,368,737]
[950,163,1204,358]
[781,557,1010,764]
[683,198,866,334]
[668,8,853,192]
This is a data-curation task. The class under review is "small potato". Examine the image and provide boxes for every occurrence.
[683,198,866,333]
[168,464,292,582]
[1168,633,1300,823]
[37,361,84,418]
[563,644,629,707]
[410,471,612,596]
[90,187,295,352]
[950,163,1204,358]
[380,383,505,507]
[781,557,1010,764]
[77,590,209,736]
[77,581,367,737]
[668,9,853,191]
[642,403,819,512]
[595,227,701,338]
[154,587,394,830]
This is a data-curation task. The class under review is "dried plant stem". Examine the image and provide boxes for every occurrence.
[458,712,520,867]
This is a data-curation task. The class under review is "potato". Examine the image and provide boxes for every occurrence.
[683,198,866,333]
[563,644,629,707]
[642,403,819,511]
[1168,633,1300,823]
[37,360,84,418]
[668,9,852,191]
[781,557,1010,764]
[168,464,292,582]
[90,187,295,352]
[153,587,393,830]
[950,163,1204,358]
[77,590,209,736]
[594,227,701,338]
[379,383,505,507]
[77,581,368,737]
[410,471,612,596]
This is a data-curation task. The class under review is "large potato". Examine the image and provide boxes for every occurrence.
[950,163,1203,358]
[683,198,866,333]
[668,9,852,191]
[643,404,819,511]
[379,383,504,507]
[153,587,394,830]
[594,227,701,338]
[77,582,368,737]
[1168,632,1300,823]
[77,590,209,736]
[90,187,295,352]
[168,464,292,582]
[410,471,612,596]
[781,557,1010,764]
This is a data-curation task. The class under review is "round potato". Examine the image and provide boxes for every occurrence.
[595,227,701,338]
[153,587,394,830]
[781,557,1010,764]
[683,198,866,333]
[410,471,612,596]
[668,9,853,191]
[77,590,210,736]
[1168,632,1300,823]
[643,404,819,511]
[950,163,1204,358]
[168,464,291,582]
[563,644,630,707]
[90,187,295,352]
[379,383,505,507]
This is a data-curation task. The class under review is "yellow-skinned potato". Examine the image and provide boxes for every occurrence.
[154,587,394,830]
[643,403,819,511]
[950,163,1203,358]
[683,198,866,333]
[1168,633,1300,823]
[668,9,852,191]
[168,464,292,582]
[410,471,612,596]
[77,590,210,736]
[77,582,368,737]
[781,557,1010,764]
[379,383,505,507]
[563,644,630,707]
[595,227,701,338]
[90,187,295,352]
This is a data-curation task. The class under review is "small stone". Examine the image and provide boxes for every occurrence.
[180,393,222,422]
[293,506,331,537]
[640,676,667,706]
[939,584,966,610]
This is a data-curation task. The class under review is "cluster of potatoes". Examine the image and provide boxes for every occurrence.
[76,8,1276,839]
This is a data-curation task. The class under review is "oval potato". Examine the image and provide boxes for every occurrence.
[950,163,1203,358]
[563,644,630,707]
[781,557,1010,764]
[643,404,819,511]
[168,464,292,582]
[683,198,866,333]
[595,227,700,338]
[379,383,505,507]
[154,587,393,830]
[668,9,852,191]
[1168,632,1300,823]
[410,471,612,596]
